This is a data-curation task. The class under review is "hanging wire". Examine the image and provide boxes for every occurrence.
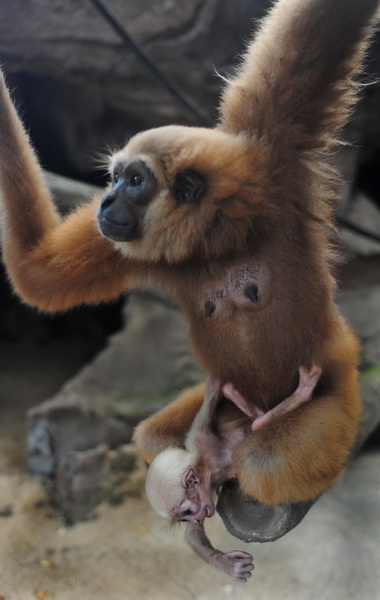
[88,0,214,127]
[88,0,380,245]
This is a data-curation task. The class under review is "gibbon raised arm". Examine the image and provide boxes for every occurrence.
[0,0,379,578]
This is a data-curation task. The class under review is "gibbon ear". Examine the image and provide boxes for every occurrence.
[172,170,206,205]
[182,467,200,489]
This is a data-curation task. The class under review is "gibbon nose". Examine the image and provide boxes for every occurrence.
[100,190,117,210]
[97,193,139,242]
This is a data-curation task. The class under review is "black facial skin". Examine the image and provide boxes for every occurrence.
[97,160,157,242]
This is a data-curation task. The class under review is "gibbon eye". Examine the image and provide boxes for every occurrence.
[129,172,144,188]
[112,168,145,189]
[173,170,206,205]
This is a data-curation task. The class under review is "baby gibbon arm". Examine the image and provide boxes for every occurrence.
[185,521,254,584]
[0,71,145,312]
[219,0,378,150]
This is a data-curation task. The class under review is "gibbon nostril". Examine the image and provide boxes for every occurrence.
[100,191,116,209]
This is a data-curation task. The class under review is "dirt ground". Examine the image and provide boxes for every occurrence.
[0,329,380,600]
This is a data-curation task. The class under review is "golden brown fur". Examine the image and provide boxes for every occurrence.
[0,0,378,505]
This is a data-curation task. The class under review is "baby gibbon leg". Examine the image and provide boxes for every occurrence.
[222,364,321,428]
[0,71,143,312]
[251,364,321,432]
[222,384,264,419]
[133,383,206,464]
[233,378,361,505]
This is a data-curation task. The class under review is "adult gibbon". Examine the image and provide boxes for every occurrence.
[0,0,378,581]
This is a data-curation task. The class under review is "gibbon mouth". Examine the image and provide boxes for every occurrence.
[192,504,215,523]
[97,214,139,242]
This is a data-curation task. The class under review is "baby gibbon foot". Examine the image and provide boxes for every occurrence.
[223,364,322,432]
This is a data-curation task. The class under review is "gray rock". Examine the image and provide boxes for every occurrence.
[49,445,109,524]
[337,285,380,365]
[357,368,380,445]
[27,402,131,476]
[338,192,380,256]
[216,482,314,544]
[44,442,146,524]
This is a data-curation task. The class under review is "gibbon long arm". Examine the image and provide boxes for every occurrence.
[0,72,146,312]
[220,0,378,149]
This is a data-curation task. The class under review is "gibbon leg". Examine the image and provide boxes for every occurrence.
[133,382,206,464]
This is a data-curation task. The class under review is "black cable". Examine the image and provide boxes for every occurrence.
[336,216,380,244]
[88,0,214,128]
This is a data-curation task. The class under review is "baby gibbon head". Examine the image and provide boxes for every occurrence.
[145,447,215,523]
[145,447,195,519]
[97,125,275,264]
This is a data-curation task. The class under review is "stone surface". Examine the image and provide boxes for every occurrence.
[49,445,110,523]
[338,192,380,255]
[217,481,314,544]
[338,284,380,365]
[27,401,132,477]
[45,443,146,524]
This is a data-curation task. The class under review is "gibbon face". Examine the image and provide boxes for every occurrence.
[97,125,274,264]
